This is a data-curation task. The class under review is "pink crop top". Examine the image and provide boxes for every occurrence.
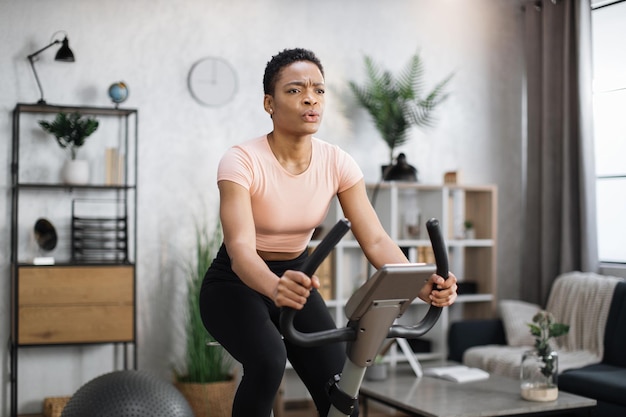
[217,135,363,252]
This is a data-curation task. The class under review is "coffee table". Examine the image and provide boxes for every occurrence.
[359,364,596,417]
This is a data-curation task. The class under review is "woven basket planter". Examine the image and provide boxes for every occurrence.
[174,378,236,417]
[43,396,71,417]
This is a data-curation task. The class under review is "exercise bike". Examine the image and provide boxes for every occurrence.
[280,218,449,417]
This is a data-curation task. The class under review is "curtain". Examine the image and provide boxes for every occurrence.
[521,0,599,306]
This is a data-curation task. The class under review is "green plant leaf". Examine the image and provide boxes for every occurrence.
[527,323,542,337]
[349,51,453,163]
[549,323,570,338]
[38,112,99,160]
[527,310,570,364]
[175,219,232,383]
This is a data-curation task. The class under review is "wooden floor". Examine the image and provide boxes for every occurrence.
[284,400,410,417]
[22,403,408,417]
[21,399,407,417]
[23,405,407,417]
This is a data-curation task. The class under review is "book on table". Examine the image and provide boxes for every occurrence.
[423,365,489,383]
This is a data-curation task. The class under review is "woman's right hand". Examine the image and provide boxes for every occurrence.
[273,270,320,309]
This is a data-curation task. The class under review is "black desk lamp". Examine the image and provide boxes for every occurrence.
[27,31,75,104]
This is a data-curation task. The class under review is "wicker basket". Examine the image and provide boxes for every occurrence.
[174,379,236,417]
[43,396,71,417]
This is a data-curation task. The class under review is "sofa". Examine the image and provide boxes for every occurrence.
[447,272,626,417]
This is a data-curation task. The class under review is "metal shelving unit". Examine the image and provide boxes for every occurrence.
[9,103,139,417]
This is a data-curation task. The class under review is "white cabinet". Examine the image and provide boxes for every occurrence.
[309,182,498,362]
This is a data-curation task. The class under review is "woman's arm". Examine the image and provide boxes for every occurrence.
[338,179,457,307]
[218,180,317,309]
[337,179,408,267]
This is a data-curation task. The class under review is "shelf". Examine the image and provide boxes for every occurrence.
[456,293,493,303]
[447,239,495,247]
[10,103,139,416]
[17,262,135,267]
[315,182,498,369]
[15,102,137,116]
[396,238,495,247]
[14,183,136,191]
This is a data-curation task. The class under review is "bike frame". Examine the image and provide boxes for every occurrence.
[280,218,449,417]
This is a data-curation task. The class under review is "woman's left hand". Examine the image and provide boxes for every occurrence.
[419,272,458,307]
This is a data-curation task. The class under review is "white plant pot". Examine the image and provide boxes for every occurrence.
[365,363,388,381]
[62,159,89,185]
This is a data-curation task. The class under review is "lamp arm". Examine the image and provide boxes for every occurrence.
[28,55,45,104]
[27,40,60,105]
[27,40,61,61]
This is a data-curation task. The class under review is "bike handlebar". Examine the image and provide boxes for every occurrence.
[280,219,356,346]
[280,218,449,347]
[388,218,448,338]
[300,219,352,277]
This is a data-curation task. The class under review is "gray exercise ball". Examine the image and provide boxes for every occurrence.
[61,370,194,417]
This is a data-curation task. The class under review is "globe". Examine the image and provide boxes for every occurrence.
[108,82,129,106]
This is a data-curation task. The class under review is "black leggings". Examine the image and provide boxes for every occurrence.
[199,244,357,417]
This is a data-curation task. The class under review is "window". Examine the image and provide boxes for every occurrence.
[592,0,626,263]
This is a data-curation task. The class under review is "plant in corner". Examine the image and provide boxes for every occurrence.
[520,310,570,402]
[174,219,236,417]
[348,51,453,178]
[39,112,99,185]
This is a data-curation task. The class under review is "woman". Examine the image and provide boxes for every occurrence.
[200,48,458,417]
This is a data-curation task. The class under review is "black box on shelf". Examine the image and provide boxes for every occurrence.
[457,281,478,295]
[71,199,128,264]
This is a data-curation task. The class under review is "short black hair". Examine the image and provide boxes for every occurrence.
[263,48,324,95]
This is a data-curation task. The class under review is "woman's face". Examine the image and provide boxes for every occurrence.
[265,60,325,137]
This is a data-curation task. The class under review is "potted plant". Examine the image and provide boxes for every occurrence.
[173,220,236,417]
[520,310,570,402]
[348,51,453,180]
[463,220,475,239]
[39,112,99,185]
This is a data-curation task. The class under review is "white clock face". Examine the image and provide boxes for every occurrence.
[188,57,238,107]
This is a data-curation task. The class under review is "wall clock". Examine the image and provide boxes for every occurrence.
[188,57,238,107]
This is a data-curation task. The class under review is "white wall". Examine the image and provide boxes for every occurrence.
[0,0,524,413]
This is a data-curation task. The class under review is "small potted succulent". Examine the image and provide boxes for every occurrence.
[520,310,570,402]
[463,220,475,239]
[39,112,99,185]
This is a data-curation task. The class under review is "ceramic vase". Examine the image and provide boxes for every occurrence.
[520,349,559,402]
[62,159,89,185]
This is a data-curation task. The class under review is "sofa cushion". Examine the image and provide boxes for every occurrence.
[603,281,626,367]
[464,345,601,380]
[447,319,506,363]
[498,300,540,347]
[560,363,626,407]
[463,345,528,378]
[456,273,623,388]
